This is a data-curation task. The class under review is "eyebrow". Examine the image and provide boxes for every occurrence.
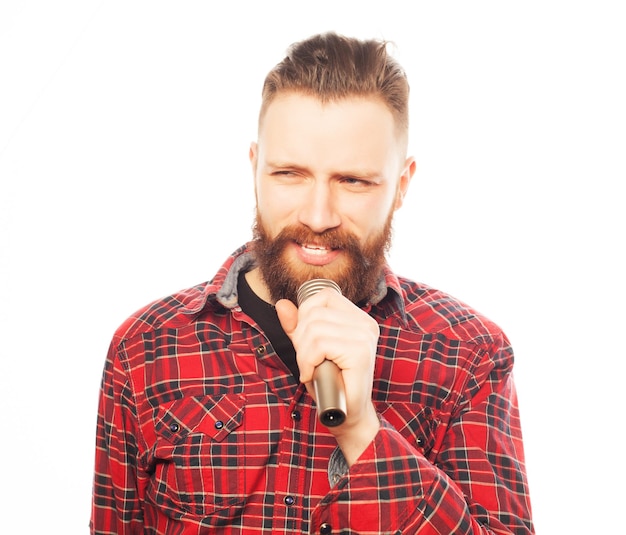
[266,161,383,180]
[265,161,308,172]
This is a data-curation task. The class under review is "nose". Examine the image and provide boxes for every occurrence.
[297,181,341,233]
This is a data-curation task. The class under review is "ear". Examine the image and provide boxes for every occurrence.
[394,156,416,210]
[249,142,258,175]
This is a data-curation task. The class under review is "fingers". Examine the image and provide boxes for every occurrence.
[296,286,353,314]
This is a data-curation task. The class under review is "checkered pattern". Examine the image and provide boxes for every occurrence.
[91,244,534,534]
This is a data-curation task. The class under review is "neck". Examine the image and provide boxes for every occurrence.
[244,268,274,304]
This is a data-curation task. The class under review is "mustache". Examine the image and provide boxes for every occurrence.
[265,224,363,254]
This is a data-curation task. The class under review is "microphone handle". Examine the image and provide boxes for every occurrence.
[297,279,347,427]
[313,359,347,427]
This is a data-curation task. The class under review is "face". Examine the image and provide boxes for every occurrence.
[249,93,415,304]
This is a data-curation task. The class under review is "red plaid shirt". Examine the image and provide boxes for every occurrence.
[91,244,534,534]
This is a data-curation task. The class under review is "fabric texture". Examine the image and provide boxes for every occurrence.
[91,244,534,534]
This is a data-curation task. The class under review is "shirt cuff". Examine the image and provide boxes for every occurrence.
[327,446,350,487]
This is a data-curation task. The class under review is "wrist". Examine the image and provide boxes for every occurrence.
[332,405,380,466]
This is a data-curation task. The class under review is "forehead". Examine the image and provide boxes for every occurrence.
[258,93,404,165]
[260,92,396,134]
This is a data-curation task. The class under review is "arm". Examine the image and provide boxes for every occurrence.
[90,342,145,535]
[313,367,533,534]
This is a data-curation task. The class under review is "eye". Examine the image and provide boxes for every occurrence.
[269,170,293,180]
[340,176,375,189]
[270,169,307,184]
[271,169,300,177]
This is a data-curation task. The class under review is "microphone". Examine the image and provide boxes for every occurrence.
[297,279,347,427]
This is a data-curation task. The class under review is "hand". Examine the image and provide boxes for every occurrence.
[276,288,381,465]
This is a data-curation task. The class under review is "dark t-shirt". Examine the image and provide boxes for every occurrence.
[237,271,299,379]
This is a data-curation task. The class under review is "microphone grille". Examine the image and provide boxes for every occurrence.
[296,279,342,306]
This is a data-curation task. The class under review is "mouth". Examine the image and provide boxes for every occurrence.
[300,242,336,254]
[293,241,341,266]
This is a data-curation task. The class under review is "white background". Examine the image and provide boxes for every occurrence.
[1,1,624,533]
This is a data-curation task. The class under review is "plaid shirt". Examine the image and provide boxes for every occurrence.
[91,244,534,534]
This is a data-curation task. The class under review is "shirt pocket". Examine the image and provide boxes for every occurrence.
[379,401,438,457]
[152,393,246,516]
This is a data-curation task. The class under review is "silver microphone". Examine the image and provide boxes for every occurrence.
[297,279,347,427]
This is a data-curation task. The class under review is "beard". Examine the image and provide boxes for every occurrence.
[251,212,394,305]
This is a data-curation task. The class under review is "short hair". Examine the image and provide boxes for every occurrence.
[259,32,410,137]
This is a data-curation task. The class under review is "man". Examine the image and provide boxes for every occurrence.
[91,32,534,534]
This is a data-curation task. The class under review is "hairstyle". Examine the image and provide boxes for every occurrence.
[259,32,410,137]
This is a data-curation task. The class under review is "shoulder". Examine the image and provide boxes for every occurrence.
[396,277,508,346]
[109,244,251,348]
[111,281,216,347]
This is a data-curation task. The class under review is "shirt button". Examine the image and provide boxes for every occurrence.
[169,423,180,433]
[214,420,224,430]
[291,410,301,421]
[257,345,266,355]
[283,495,295,506]
[320,523,332,534]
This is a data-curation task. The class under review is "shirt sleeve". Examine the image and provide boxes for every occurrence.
[90,341,146,535]
[310,340,534,535]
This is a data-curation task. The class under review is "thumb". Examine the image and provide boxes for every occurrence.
[275,298,299,338]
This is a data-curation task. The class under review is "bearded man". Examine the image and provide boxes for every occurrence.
[91,32,534,535]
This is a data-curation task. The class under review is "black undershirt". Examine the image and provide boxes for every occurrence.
[237,271,299,379]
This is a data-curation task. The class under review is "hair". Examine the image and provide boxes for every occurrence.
[259,32,410,138]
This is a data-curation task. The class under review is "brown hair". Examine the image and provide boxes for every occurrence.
[259,32,409,137]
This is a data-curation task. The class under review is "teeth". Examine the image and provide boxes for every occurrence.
[302,244,329,254]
